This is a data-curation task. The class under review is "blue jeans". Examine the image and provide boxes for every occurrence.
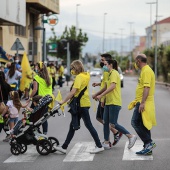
[62,107,102,149]
[131,102,152,146]
[103,105,130,141]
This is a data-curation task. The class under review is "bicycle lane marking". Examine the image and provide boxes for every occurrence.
[122,140,153,160]
[63,142,95,162]
[4,145,39,163]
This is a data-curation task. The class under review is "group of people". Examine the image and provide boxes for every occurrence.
[0,60,57,141]
[0,52,157,156]
[53,53,157,155]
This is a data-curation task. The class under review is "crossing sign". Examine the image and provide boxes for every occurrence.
[11,38,25,51]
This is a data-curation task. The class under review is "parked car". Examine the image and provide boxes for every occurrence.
[100,67,124,88]
[118,67,124,88]
[90,68,102,76]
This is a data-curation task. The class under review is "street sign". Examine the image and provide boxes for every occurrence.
[11,38,25,51]
[47,43,57,53]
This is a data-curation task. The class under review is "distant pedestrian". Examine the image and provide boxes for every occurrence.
[128,54,157,155]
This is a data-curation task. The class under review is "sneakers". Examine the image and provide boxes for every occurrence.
[136,141,156,155]
[6,129,14,135]
[112,132,123,146]
[53,146,67,154]
[102,142,112,150]
[128,135,137,149]
[3,135,11,142]
[90,146,104,154]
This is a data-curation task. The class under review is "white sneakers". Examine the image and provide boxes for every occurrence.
[6,129,14,135]
[128,135,137,149]
[90,146,104,154]
[102,142,112,150]
[53,146,67,154]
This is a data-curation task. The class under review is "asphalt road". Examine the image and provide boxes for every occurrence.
[0,76,170,170]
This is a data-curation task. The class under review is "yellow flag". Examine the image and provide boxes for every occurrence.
[55,90,66,112]
[20,52,32,91]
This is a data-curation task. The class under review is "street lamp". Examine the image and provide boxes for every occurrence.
[113,33,118,52]
[155,0,158,79]
[103,13,107,53]
[146,2,156,48]
[34,26,46,62]
[128,22,134,70]
[76,4,80,36]
[119,28,124,64]
[60,39,71,77]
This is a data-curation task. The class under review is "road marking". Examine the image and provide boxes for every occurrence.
[63,142,95,162]
[122,140,153,160]
[4,145,39,163]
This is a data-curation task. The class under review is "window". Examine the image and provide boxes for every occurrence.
[15,25,26,37]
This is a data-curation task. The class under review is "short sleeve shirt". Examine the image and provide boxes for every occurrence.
[73,72,91,107]
[135,65,155,100]
[105,69,122,106]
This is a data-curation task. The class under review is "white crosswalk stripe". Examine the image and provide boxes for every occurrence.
[4,145,39,163]
[122,140,153,160]
[63,142,95,162]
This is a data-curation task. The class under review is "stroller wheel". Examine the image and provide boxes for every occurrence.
[11,143,21,155]
[18,143,27,154]
[36,139,52,155]
[48,137,59,153]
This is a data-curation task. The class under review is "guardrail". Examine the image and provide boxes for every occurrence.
[156,81,170,87]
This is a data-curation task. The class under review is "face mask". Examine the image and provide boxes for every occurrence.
[100,62,104,68]
[71,70,77,75]
[15,60,19,63]
[134,63,139,70]
[102,65,109,72]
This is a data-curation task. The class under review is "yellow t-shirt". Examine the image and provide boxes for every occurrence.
[58,66,64,77]
[100,71,109,89]
[105,69,122,106]
[73,72,91,107]
[135,65,155,101]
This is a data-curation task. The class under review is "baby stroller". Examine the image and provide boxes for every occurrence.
[9,95,61,156]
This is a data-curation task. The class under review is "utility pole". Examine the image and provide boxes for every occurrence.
[102,13,107,53]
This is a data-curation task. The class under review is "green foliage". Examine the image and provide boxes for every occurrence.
[144,45,170,82]
[47,26,88,62]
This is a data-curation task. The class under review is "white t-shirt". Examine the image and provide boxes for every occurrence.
[6,100,19,118]
[5,70,21,84]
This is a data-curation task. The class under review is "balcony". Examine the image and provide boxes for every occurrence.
[26,0,59,14]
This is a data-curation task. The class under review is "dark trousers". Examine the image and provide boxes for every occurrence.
[58,76,63,87]
[52,77,56,89]
[131,102,152,146]
[62,107,102,149]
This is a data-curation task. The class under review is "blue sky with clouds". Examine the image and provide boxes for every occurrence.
[45,0,170,54]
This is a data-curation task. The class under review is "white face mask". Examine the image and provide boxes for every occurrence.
[15,60,19,63]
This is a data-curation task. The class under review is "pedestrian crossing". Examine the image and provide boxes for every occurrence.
[3,140,153,163]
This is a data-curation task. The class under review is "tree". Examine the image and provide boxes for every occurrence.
[47,26,88,62]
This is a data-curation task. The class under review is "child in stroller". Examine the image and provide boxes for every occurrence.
[6,95,42,136]
[9,94,60,156]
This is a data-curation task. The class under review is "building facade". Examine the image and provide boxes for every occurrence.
[0,0,59,63]
[145,17,170,49]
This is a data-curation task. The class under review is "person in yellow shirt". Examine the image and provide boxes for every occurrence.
[96,59,137,150]
[130,54,157,155]
[58,64,64,87]
[92,53,122,148]
[49,63,56,90]
[54,60,104,154]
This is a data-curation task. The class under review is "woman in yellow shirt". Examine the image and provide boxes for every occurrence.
[54,60,104,154]
[97,59,137,150]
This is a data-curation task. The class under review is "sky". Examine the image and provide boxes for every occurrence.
[45,0,170,55]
